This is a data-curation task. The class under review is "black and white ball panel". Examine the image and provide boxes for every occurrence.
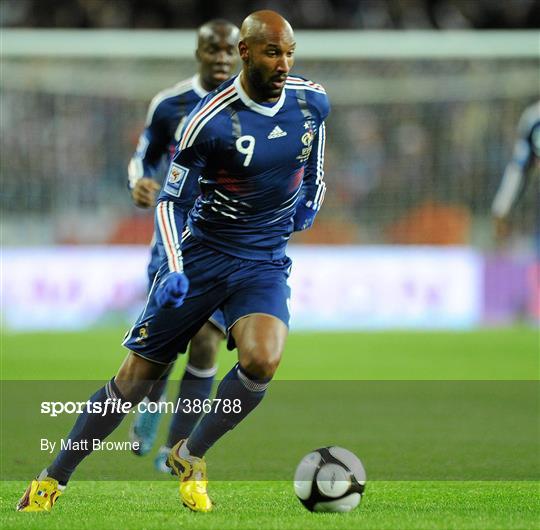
[328,446,366,486]
[293,446,366,513]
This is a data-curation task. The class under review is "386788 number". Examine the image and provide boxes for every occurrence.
[179,398,242,414]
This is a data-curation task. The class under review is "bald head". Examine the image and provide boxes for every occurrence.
[240,10,294,44]
[237,10,295,103]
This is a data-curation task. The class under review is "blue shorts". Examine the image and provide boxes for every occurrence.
[124,233,291,365]
[146,229,226,336]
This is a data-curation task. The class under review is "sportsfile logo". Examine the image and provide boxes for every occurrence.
[41,399,131,417]
[40,398,242,417]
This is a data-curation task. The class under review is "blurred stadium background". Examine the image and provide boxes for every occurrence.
[1,0,539,332]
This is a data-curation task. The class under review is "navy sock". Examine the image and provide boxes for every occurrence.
[146,365,172,402]
[47,378,129,485]
[186,363,270,458]
[166,363,217,448]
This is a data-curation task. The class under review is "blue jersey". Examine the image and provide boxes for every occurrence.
[158,74,330,261]
[512,101,540,169]
[128,75,209,188]
[492,101,540,218]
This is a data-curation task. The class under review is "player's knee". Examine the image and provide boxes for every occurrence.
[115,352,170,404]
[240,344,282,379]
[188,324,222,369]
[113,379,153,405]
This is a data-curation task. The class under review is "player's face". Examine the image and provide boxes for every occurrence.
[244,34,295,102]
[197,28,238,91]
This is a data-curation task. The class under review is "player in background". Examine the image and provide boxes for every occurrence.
[492,101,540,241]
[127,19,239,472]
[17,10,329,514]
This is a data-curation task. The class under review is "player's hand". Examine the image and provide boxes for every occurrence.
[293,203,318,232]
[131,178,161,208]
[155,272,190,309]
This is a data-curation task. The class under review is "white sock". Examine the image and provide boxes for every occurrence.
[177,440,197,462]
[41,469,66,491]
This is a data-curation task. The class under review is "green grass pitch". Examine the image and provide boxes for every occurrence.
[1,327,538,529]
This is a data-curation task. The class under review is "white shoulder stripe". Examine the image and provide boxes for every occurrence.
[179,85,238,150]
[184,94,239,149]
[285,84,326,95]
[144,78,194,127]
[286,76,326,92]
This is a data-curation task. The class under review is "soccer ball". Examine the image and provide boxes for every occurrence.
[293,446,366,512]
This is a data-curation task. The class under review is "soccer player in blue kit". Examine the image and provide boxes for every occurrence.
[492,101,539,241]
[18,10,329,514]
[127,19,239,472]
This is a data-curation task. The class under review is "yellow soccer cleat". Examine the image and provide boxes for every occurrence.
[17,474,63,513]
[167,440,212,513]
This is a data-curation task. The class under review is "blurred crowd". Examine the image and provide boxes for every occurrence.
[1,0,539,29]
[2,55,536,246]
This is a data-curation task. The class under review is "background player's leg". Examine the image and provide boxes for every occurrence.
[128,235,171,453]
[185,314,287,457]
[166,321,223,447]
[130,363,172,456]
[153,321,223,470]
[47,353,168,485]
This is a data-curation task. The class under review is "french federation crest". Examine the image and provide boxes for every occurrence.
[301,130,314,146]
[297,121,316,162]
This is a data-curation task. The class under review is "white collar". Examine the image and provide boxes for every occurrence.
[192,74,209,98]
[233,74,286,117]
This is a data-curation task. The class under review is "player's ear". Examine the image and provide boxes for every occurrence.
[238,40,249,63]
[195,48,201,63]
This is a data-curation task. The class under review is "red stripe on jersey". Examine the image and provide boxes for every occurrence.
[180,85,237,150]
[286,76,325,92]
[158,202,179,272]
[289,166,304,192]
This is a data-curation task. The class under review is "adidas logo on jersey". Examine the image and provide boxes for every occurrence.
[268,126,287,139]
